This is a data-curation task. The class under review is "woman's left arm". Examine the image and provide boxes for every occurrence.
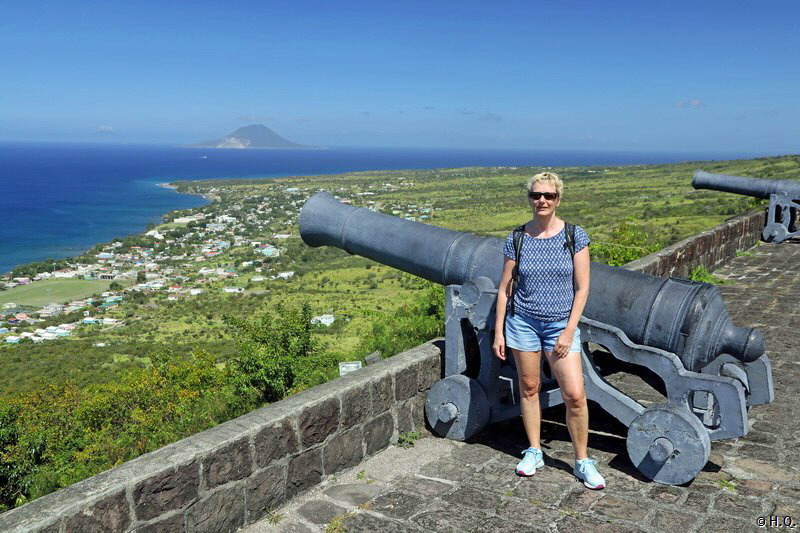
[553,246,590,358]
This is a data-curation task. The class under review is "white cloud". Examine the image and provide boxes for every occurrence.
[96,125,114,133]
[478,112,502,122]
[676,98,704,108]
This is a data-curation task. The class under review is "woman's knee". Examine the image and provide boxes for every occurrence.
[518,376,541,397]
[561,386,587,409]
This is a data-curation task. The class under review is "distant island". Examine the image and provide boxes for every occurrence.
[193,124,311,149]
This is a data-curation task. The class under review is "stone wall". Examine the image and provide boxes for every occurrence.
[623,208,766,277]
[0,341,442,533]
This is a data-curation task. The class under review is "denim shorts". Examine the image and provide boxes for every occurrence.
[504,313,581,353]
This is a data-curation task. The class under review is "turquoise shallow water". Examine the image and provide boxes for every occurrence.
[0,142,767,275]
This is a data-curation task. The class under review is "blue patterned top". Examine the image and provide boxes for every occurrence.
[502,225,590,322]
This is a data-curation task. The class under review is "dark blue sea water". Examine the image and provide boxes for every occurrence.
[0,142,769,275]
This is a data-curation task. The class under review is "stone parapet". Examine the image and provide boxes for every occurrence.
[0,341,443,533]
[623,208,766,277]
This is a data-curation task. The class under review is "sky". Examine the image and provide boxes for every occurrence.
[1,0,799,154]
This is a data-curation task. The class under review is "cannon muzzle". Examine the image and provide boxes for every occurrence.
[300,192,764,371]
[692,170,800,199]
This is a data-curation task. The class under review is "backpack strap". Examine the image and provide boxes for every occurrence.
[564,222,576,257]
[509,224,526,315]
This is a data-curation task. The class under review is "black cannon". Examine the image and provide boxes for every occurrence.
[299,191,774,484]
[693,169,800,243]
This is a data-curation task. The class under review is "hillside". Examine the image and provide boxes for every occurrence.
[194,124,308,149]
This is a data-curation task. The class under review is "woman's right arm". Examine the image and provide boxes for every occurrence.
[493,256,516,361]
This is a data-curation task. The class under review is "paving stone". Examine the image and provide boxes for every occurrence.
[296,500,348,525]
[558,487,605,513]
[591,494,649,522]
[553,514,641,533]
[649,508,698,530]
[512,481,567,506]
[369,490,430,520]
[646,483,684,504]
[323,482,383,506]
[739,442,780,462]
[713,491,766,515]
[394,476,454,497]
[448,443,498,465]
[495,497,562,525]
[411,504,490,533]
[342,511,420,533]
[441,486,502,511]
[473,515,549,533]
[417,457,475,482]
[697,514,761,533]
[736,478,774,497]
[462,461,520,493]
[268,521,316,532]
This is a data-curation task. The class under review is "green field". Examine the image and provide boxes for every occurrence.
[0,279,113,307]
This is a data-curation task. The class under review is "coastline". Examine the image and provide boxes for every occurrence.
[1,183,212,277]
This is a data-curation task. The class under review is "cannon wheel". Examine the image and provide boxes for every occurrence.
[626,404,711,485]
[425,375,490,441]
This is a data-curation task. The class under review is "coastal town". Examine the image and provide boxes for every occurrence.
[0,176,434,348]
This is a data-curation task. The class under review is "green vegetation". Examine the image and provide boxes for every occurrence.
[688,265,728,285]
[397,429,423,448]
[0,279,114,307]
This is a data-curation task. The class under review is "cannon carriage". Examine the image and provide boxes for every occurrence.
[300,191,774,485]
[693,169,800,243]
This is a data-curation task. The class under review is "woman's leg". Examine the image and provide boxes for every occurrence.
[511,348,543,448]
[546,350,589,459]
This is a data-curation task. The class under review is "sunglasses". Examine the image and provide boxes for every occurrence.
[528,191,559,201]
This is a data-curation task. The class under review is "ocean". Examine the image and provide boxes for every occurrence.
[0,141,768,275]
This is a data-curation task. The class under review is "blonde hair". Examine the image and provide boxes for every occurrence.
[527,172,563,198]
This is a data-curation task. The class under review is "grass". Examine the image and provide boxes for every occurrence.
[0,279,113,307]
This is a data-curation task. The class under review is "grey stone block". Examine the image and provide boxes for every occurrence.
[246,464,286,519]
[340,386,370,429]
[417,350,442,390]
[204,438,252,490]
[371,374,393,415]
[394,367,417,401]
[298,396,340,448]
[134,512,185,533]
[323,483,383,506]
[134,461,199,521]
[297,500,348,525]
[286,448,323,499]
[396,399,414,434]
[186,485,244,533]
[364,412,394,455]
[63,490,130,533]
[254,418,299,467]
[323,427,364,474]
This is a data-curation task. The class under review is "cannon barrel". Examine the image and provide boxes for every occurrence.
[300,192,764,371]
[692,170,800,199]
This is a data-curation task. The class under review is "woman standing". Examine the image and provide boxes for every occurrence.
[492,172,605,490]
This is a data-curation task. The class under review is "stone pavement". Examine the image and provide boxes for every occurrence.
[242,241,800,533]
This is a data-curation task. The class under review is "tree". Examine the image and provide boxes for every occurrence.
[109,281,124,291]
[136,271,147,283]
